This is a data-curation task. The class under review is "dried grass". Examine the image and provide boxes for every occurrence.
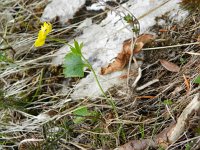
[0,0,200,150]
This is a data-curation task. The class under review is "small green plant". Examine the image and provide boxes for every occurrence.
[185,142,191,150]
[132,26,140,34]
[63,40,103,90]
[123,13,140,35]
[163,99,173,105]
[0,52,7,62]
[72,106,97,124]
[139,124,145,139]
[124,14,133,23]
[63,40,118,116]
[35,23,118,118]
[193,75,200,84]
[0,51,13,63]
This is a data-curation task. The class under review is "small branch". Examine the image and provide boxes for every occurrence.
[132,67,142,88]
[165,104,175,122]
[142,42,200,51]
[183,52,200,56]
[168,93,200,143]
[136,79,159,91]
[127,37,137,86]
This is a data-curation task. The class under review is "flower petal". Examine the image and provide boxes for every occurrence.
[34,39,45,47]
[34,22,52,47]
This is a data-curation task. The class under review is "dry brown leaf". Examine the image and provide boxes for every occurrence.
[101,34,155,75]
[160,59,180,72]
[183,74,190,94]
[159,29,168,32]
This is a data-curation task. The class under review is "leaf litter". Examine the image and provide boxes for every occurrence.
[159,59,180,72]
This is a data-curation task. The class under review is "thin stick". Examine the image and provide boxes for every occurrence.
[132,67,142,88]
[183,52,200,56]
[168,93,200,143]
[143,42,200,51]
[127,37,136,86]
[136,79,159,91]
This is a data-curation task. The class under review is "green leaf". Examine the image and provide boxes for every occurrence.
[73,40,81,54]
[73,106,90,116]
[124,14,133,23]
[163,99,173,105]
[185,143,191,150]
[139,124,145,139]
[70,46,78,54]
[194,75,200,84]
[68,40,83,55]
[0,52,7,62]
[73,106,91,124]
[132,26,139,34]
[80,42,83,50]
[63,52,85,77]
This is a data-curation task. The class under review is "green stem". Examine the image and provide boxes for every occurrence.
[81,56,107,98]
[82,56,118,117]
[48,37,68,44]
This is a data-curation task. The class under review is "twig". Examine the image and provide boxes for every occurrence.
[142,42,200,51]
[183,52,200,56]
[165,104,175,121]
[168,93,200,143]
[136,79,159,91]
[132,67,142,88]
[127,37,137,86]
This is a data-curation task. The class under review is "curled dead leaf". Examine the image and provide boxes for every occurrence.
[101,34,155,75]
[160,59,180,72]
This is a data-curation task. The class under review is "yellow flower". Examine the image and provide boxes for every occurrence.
[41,22,52,35]
[34,38,45,47]
[34,22,52,47]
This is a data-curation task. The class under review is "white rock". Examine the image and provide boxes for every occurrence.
[76,18,92,30]
[41,0,86,23]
